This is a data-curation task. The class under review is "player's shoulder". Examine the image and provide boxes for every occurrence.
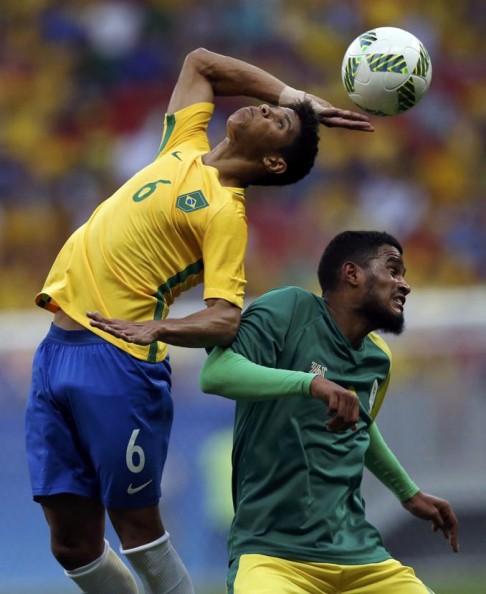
[164,102,214,138]
[157,102,214,158]
[166,101,215,120]
[251,286,319,309]
[203,186,246,229]
[367,331,393,361]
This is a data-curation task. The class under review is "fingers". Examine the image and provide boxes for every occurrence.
[86,311,121,329]
[318,108,375,132]
[304,96,375,131]
[86,311,111,330]
[448,529,460,553]
[310,378,360,432]
[401,492,459,554]
[433,521,459,553]
[430,510,444,533]
[86,311,128,338]
[437,503,460,553]
[325,391,360,432]
[319,107,371,121]
[325,417,358,432]
[86,312,156,345]
[86,311,102,321]
[428,500,459,553]
[86,311,112,330]
[440,524,459,553]
[332,120,375,132]
[322,117,375,132]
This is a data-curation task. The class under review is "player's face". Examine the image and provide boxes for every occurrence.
[227,104,301,154]
[358,245,410,335]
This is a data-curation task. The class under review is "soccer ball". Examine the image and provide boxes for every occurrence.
[341,27,432,116]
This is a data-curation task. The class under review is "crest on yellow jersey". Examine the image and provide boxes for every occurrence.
[176,190,209,212]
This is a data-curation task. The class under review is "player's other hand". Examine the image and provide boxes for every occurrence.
[402,491,459,553]
[310,376,360,432]
[86,311,159,345]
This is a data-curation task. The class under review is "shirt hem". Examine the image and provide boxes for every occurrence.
[229,546,392,566]
[203,288,244,309]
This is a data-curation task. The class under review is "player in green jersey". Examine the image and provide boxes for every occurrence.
[200,230,459,594]
[26,48,374,594]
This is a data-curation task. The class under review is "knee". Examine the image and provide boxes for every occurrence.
[51,538,104,571]
[109,505,164,550]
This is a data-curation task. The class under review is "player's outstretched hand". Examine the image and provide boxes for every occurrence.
[306,93,375,131]
[401,491,459,553]
[278,86,374,132]
[310,376,360,432]
[317,106,375,131]
[86,311,159,345]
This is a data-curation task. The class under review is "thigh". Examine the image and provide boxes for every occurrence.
[344,559,434,594]
[70,343,174,509]
[26,326,174,509]
[25,334,99,500]
[228,554,339,594]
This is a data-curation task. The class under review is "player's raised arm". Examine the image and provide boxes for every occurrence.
[168,48,374,131]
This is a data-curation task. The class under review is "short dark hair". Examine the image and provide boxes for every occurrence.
[251,100,320,187]
[317,230,403,293]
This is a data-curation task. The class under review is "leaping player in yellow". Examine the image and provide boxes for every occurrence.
[25,48,374,594]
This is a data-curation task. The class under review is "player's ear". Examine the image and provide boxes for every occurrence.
[342,261,363,287]
[263,155,287,175]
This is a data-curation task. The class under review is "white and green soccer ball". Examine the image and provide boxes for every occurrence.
[341,27,432,116]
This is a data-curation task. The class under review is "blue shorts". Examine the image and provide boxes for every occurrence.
[25,324,173,509]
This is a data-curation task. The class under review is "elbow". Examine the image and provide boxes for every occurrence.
[218,311,240,347]
[204,300,241,347]
[185,47,217,81]
[199,353,223,395]
[185,47,214,77]
[199,372,215,395]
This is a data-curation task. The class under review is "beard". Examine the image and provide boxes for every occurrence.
[360,281,405,336]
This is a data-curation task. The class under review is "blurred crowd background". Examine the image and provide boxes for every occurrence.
[1,1,486,593]
[1,0,485,309]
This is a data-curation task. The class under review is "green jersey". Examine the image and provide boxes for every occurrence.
[228,286,393,565]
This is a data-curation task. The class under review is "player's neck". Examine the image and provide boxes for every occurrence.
[203,145,253,188]
[324,297,370,348]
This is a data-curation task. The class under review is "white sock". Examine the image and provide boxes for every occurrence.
[65,539,139,593]
[122,532,194,594]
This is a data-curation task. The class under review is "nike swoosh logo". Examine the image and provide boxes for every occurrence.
[171,150,182,161]
[127,479,153,495]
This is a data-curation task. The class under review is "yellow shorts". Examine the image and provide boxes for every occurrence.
[228,554,434,594]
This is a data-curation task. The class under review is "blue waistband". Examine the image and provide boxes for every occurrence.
[46,323,106,345]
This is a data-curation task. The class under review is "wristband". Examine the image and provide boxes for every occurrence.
[278,86,307,106]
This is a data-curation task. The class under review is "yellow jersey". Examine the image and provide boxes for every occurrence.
[37,102,247,362]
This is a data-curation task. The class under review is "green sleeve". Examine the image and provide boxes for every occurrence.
[199,346,315,401]
[365,422,420,502]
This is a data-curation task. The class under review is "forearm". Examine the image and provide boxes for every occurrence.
[365,422,419,502]
[154,302,240,348]
[194,48,286,104]
[200,347,314,400]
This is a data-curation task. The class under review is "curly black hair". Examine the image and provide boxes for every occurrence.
[318,230,403,293]
[251,100,320,187]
